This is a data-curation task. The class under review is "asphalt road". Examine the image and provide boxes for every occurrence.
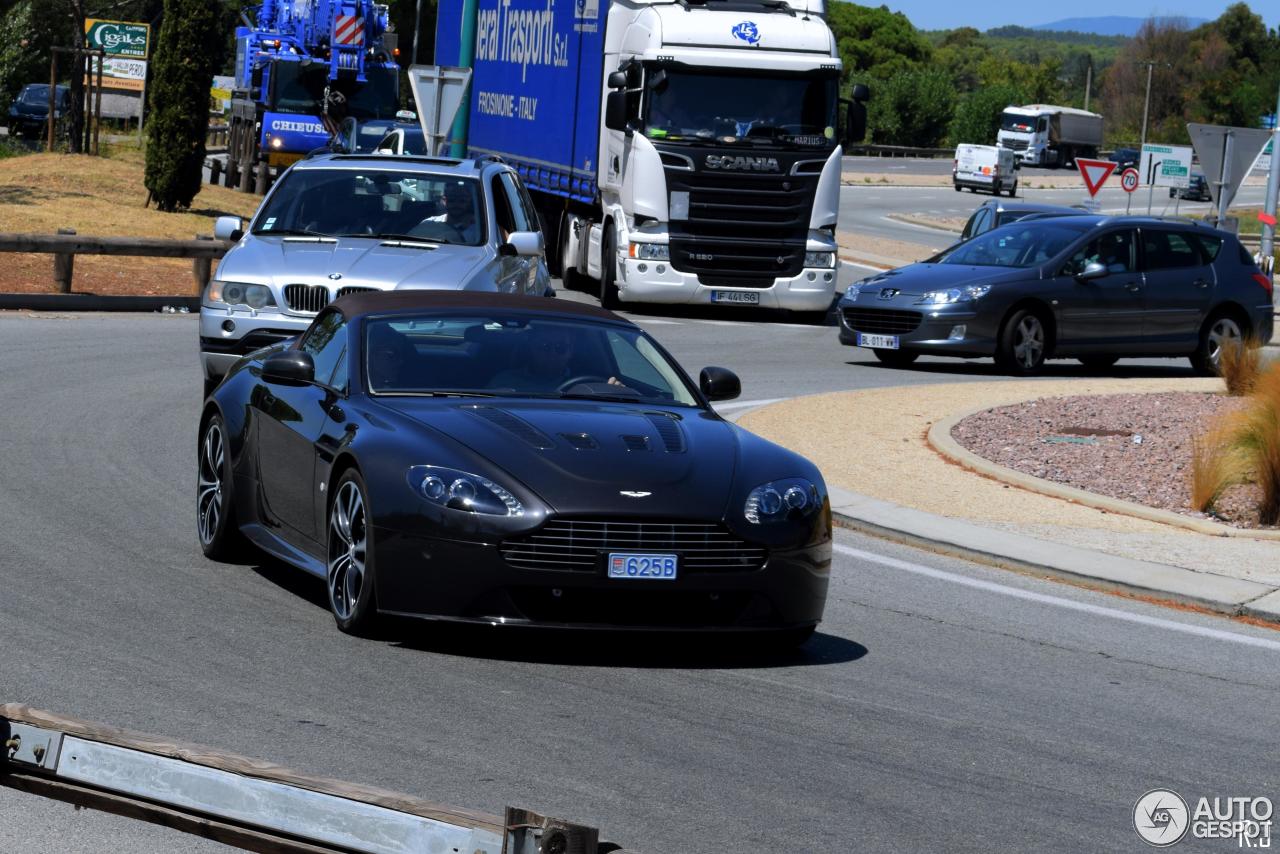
[3,311,1278,852]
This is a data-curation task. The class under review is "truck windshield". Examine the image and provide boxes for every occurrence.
[272,63,399,120]
[1000,112,1035,133]
[644,68,837,147]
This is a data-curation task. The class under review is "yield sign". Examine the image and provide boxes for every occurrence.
[1076,158,1117,197]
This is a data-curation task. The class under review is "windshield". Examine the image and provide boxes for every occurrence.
[644,68,837,147]
[935,222,1087,269]
[272,63,399,120]
[354,122,395,152]
[365,314,699,406]
[19,85,51,104]
[252,169,486,246]
[1000,111,1035,133]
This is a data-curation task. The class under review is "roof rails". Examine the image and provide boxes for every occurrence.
[472,154,505,168]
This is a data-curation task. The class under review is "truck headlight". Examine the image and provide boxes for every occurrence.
[407,465,524,517]
[805,251,835,269]
[744,478,819,524]
[629,242,669,261]
[915,285,990,305]
[207,280,277,310]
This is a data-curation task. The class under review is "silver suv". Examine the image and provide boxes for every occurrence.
[202,153,551,394]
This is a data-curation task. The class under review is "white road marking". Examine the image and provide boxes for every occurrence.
[843,261,885,273]
[627,317,682,325]
[880,216,961,236]
[833,542,1280,652]
[695,320,747,327]
[713,397,788,411]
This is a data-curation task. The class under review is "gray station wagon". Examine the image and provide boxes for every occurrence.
[837,216,1273,375]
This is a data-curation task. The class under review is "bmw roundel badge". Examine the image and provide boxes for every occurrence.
[731,21,760,45]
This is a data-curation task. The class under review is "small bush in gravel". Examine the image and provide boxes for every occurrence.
[1227,364,1280,524]
[1216,336,1262,396]
[1190,423,1248,514]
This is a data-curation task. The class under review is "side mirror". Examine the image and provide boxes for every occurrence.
[843,99,867,147]
[214,216,243,242]
[607,70,627,89]
[1076,260,1108,281]
[699,366,741,402]
[262,350,315,385]
[503,231,544,257]
[605,91,628,133]
[850,83,870,103]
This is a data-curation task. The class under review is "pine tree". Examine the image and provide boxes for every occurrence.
[143,0,220,211]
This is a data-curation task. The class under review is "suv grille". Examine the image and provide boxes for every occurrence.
[842,308,922,335]
[666,167,816,280]
[283,284,329,313]
[500,518,767,574]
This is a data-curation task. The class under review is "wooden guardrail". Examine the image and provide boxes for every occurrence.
[0,231,231,294]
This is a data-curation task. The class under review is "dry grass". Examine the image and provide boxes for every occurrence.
[1189,420,1248,513]
[1216,336,1263,396]
[1233,366,1280,524]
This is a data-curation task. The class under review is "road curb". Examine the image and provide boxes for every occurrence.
[0,294,200,312]
[926,402,1280,542]
[826,485,1280,622]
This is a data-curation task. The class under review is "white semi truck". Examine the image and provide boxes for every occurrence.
[436,0,867,314]
[996,104,1103,168]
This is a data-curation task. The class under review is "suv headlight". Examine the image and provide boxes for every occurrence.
[744,477,819,524]
[805,251,836,269]
[207,280,277,310]
[916,285,990,305]
[407,465,524,517]
[629,242,669,261]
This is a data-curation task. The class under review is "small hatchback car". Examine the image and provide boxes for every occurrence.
[838,216,1273,375]
[201,153,552,395]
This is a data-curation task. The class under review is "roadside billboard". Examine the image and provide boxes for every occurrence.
[1139,143,1192,189]
[84,19,150,93]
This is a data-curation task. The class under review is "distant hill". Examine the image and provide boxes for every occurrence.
[1031,15,1208,36]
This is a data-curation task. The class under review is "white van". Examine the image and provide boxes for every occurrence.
[953,144,1018,196]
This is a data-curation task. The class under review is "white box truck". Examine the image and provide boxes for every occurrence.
[996,104,1103,168]
[435,0,868,315]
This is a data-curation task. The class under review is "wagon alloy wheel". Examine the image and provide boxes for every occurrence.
[197,423,225,546]
[326,473,378,634]
[1013,316,1044,369]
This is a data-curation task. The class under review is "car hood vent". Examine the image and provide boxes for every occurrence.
[621,434,651,452]
[561,432,599,450]
[466,406,555,449]
[645,414,686,453]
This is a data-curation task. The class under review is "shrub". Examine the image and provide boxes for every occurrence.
[1234,365,1280,524]
[1189,421,1246,513]
[1216,335,1262,396]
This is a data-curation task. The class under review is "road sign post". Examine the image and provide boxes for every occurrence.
[1075,158,1116,212]
[1138,144,1192,215]
[1120,168,1140,213]
[1188,123,1272,229]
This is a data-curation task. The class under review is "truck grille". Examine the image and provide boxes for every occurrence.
[500,518,768,574]
[666,167,816,280]
[283,284,329,313]
[842,308,922,335]
[1003,139,1028,151]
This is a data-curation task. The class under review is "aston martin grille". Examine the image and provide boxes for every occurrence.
[500,519,768,573]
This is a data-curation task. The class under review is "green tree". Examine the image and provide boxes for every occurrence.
[949,82,1024,146]
[827,2,931,93]
[867,68,955,147]
[144,0,220,211]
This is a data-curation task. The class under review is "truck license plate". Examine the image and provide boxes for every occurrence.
[608,553,678,580]
[710,291,759,305]
[857,333,898,349]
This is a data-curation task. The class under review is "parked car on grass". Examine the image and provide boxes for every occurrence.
[197,290,831,644]
[1170,172,1211,202]
[201,153,552,396]
[958,200,1085,243]
[7,83,70,138]
[953,144,1019,196]
[837,216,1272,376]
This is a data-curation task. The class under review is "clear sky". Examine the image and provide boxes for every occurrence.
[876,0,1276,31]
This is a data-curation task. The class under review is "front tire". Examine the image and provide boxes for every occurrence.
[599,226,620,309]
[873,348,919,367]
[197,414,247,560]
[1007,180,1018,198]
[1191,313,1244,377]
[327,469,379,635]
[996,308,1048,375]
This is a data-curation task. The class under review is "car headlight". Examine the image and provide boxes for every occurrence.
[629,242,669,261]
[207,280,277,310]
[407,465,524,517]
[744,477,819,524]
[915,285,990,305]
[805,251,836,269]
[843,284,859,301]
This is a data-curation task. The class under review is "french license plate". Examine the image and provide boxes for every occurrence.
[710,290,760,305]
[608,553,678,580]
[857,332,898,349]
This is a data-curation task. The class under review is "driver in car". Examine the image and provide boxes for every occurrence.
[416,181,481,244]
[490,325,629,394]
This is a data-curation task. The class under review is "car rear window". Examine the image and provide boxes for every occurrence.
[1238,242,1259,268]
[1190,233,1222,263]
[1143,230,1202,270]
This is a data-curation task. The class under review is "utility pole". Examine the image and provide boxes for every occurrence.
[1260,82,1280,299]
[1139,61,1155,150]
[1083,57,1092,112]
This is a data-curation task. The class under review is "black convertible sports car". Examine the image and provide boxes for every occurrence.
[197,291,832,642]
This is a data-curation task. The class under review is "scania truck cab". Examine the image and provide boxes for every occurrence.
[436,0,866,313]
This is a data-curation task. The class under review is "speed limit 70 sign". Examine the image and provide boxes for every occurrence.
[1120,168,1140,193]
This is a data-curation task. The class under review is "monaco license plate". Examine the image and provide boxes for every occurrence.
[608,553,678,580]
[857,332,898,349]
[710,290,760,305]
